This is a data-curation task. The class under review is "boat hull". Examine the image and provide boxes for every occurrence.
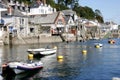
[5,61,43,74]
[94,43,103,47]
[13,66,43,74]
[40,49,57,55]
[27,48,57,55]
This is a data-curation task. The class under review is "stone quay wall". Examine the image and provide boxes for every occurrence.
[12,36,63,45]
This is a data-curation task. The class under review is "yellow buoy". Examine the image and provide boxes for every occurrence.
[58,58,63,62]
[57,55,63,59]
[95,45,100,48]
[83,52,87,56]
[28,53,34,60]
[82,50,87,54]
[57,55,63,62]
[53,46,57,49]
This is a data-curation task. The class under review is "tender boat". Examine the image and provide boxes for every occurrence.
[39,48,57,55]
[27,46,57,56]
[27,48,46,53]
[108,39,115,44]
[94,43,103,47]
[2,61,43,74]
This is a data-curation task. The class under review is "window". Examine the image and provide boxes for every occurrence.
[41,9,44,14]
[30,28,34,33]
[57,19,63,25]
[20,18,24,24]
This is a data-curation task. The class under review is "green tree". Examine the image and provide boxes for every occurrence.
[95,9,104,23]
[16,0,32,5]
[57,0,79,8]
[73,6,95,19]
[55,4,69,11]
[95,9,103,17]
[46,0,56,7]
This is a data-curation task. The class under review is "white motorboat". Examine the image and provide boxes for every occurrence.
[27,46,57,55]
[27,48,46,53]
[3,61,43,74]
[40,48,57,55]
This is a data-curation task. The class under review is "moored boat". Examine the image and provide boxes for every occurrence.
[40,48,57,55]
[27,48,46,53]
[94,43,103,47]
[108,39,115,44]
[27,46,57,55]
[2,61,43,74]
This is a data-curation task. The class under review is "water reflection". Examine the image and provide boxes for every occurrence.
[0,47,3,74]
[1,39,120,80]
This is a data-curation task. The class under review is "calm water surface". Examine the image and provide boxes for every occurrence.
[1,38,120,80]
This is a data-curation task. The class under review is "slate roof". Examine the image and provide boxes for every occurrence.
[64,16,71,24]
[12,9,27,17]
[1,9,27,18]
[30,12,58,24]
[0,2,7,8]
[62,9,76,16]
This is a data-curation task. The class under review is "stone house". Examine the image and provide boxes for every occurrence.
[29,11,66,36]
[0,1,29,44]
[2,8,28,37]
[82,20,100,39]
[0,3,7,45]
[62,9,78,33]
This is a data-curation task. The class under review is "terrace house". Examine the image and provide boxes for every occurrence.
[29,11,66,36]
[1,1,29,44]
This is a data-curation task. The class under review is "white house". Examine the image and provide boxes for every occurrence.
[21,0,56,16]
[105,21,118,30]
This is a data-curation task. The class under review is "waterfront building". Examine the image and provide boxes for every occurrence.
[0,2,7,45]
[62,9,77,33]
[0,0,29,44]
[21,0,56,16]
[29,11,66,36]
[105,21,119,38]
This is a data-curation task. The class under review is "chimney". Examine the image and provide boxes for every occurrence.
[36,0,42,5]
[42,0,46,5]
[8,6,12,15]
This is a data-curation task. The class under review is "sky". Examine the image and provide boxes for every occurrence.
[79,0,120,24]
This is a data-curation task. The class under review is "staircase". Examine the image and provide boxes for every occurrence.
[59,34,66,42]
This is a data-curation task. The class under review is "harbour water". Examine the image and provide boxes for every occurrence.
[1,38,120,80]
